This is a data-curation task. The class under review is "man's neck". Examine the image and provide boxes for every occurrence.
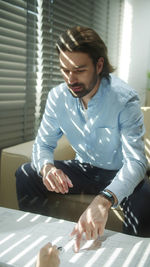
[81,79,101,109]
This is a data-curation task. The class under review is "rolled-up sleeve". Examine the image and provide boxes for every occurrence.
[32,90,63,174]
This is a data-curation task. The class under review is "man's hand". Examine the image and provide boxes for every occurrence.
[36,242,60,267]
[70,195,112,252]
[41,164,73,194]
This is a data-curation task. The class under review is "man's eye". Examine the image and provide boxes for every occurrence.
[77,69,85,73]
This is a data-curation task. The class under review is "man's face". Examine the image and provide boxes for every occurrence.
[59,51,103,99]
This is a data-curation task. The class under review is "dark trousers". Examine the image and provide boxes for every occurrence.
[15,160,150,237]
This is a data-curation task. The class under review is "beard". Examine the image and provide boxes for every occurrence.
[67,73,100,99]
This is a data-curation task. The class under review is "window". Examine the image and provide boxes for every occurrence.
[0,0,37,149]
[0,0,124,149]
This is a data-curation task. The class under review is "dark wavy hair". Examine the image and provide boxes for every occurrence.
[56,26,115,79]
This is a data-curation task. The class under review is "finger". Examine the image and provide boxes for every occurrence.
[47,172,65,193]
[56,171,70,193]
[53,245,58,250]
[40,242,52,255]
[51,175,66,193]
[71,222,84,253]
[43,177,55,191]
[48,169,69,193]
[74,233,82,253]
[51,245,60,255]
[98,225,104,236]
[46,242,52,247]
[45,176,60,193]
[91,227,99,240]
[51,169,73,192]
[70,224,78,237]
[66,176,73,188]
[90,222,99,240]
[85,225,91,240]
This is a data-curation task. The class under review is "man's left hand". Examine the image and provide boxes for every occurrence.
[70,195,112,252]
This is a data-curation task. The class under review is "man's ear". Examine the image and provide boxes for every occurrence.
[96,57,104,74]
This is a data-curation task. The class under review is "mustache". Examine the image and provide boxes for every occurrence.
[68,83,83,88]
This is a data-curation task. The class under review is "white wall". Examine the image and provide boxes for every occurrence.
[118,0,150,106]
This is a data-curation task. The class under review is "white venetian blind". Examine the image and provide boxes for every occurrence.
[37,0,94,123]
[37,0,124,124]
[0,0,37,149]
[0,0,124,149]
[93,0,124,70]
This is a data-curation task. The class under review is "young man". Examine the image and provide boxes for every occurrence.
[16,26,150,253]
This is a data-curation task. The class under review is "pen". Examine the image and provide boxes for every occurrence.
[57,246,63,251]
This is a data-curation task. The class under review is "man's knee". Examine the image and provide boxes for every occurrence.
[15,164,24,178]
[15,162,35,192]
[15,162,35,179]
[121,177,150,237]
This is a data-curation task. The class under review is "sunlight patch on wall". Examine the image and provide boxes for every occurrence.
[118,0,133,83]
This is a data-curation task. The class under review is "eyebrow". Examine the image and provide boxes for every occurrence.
[60,64,87,70]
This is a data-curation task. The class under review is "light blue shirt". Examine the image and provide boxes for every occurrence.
[32,75,147,204]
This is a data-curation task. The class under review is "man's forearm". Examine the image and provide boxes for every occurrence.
[106,160,146,206]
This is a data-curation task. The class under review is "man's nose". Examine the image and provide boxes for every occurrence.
[68,71,77,84]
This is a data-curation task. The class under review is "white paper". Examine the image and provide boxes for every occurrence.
[0,207,150,267]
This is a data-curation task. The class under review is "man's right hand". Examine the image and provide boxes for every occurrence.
[41,164,73,194]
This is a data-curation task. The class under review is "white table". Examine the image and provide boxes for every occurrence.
[0,207,150,267]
